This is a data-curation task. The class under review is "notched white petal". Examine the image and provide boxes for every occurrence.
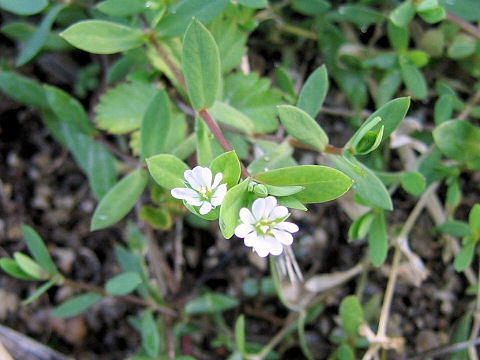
[212,172,223,188]
[272,229,293,246]
[270,205,288,220]
[184,170,199,189]
[275,221,299,233]
[171,187,198,200]
[263,196,278,217]
[199,201,212,215]
[252,197,266,220]
[239,208,255,225]
[211,183,227,206]
[235,224,254,238]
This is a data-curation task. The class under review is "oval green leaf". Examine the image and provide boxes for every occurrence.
[52,293,103,318]
[219,179,253,238]
[105,272,142,295]
[91,169,148,231]
[297,65,329,118]
[0,0,47,15]
[278,105,329,152]
[61,20,146,54]
[146,154,189,189]
[141,90,171,160]
[182,19,221,111]
[210,151,241,189]
[185,292,239,314]
[22,225,57,275]
[433,120,480,162]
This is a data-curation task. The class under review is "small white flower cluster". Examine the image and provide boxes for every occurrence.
[171,167,299,257]
[171,166,227,215]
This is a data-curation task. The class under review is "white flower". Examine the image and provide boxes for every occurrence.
[171,166,227,215]
[234,196,299,257]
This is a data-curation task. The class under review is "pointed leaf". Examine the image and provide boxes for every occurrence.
[52,293,103,318]
[219,179,253,238]
[0,71,48,109]
[61,20,146,54]
[0,0,47,15]
[278,105,329,152]
[22,225,57,275]
[91,169,148,231]
[105,272,142,295]
[297,65,329,118]
[368,211,388,266]
[182,19,221,111]
[210,151,241,189]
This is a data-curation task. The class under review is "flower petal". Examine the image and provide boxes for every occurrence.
[270,205,288,220]
[265,236,284,256]
[243,231,258,247]
[263,196,278,217]
[199,201,212,215]
[171,187,198,200]
[192,166,208,187]
[252,236,270,257]
[235,224,254,238]
[201,167,213,187]
[212,172,223,189]
[184,169,200,189]
[252,197,266,220]
[272,229,293,246]
[239,208,255,225]
[211,183,227,206]
[275,221,299,233]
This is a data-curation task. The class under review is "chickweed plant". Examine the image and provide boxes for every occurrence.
[1,0,480,359]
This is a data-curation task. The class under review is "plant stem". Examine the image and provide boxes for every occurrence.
[198,109,250,178]
[446,12,480,40]
[63,279,177,316]
[411,337,480,360]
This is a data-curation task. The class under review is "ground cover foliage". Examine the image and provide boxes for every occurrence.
[1,0,480,359]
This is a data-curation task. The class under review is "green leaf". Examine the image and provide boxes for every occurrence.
[155,0,230,38]
[275,66,296,101]
[433,120,480,162]
[418,6,446,23]
[330,154,393,210]
[42,111,117,200]
[350,97,411,145]
[61,20,146,54]
[434,94,454,125]
[0,0,47,15]
[105,272,142,295]
[277,105,329,152]
[339,295,364,338]
[23,276,59,305]
[182,19,221,111]
[454,235,476,271]
[292,0,330,15]
[390,1,416,27]
[96,0,146,16]
[141,310,161,358]
[436,220,471,237]
[247,141,295,175]
[44,85,95,135]
[387,20,409,53]
[185,292,239,314]
[0,258,37,280]
[236,0,267,8]
[140,90,171,160]
[447,177,462,208]
[91,169,148,231]
[253,165,353,204]
[368,211,388,266]
[337,344,355,360]
[195,118,213,166]
[400,172,426,196]
[447,34,477,59]
[210,151,241,189]
[96,81,158,134]
[0,71,48,109]
[439,0,480,22]
[52,293,103,318]
[354,127,384,155]
[16,4,64,67]
[449,312,472,360]
[277,195,308,211]
[469,204,480,235]
[338,5,384,28]
[264,184,304,197]
[235,315,247,356]
[348,211,374,241]
[219,179,253,238]
[146,154,189,189]
[223,72,282,134]
[209,101,254,135]
[209,15,247,73]
[22,225,57,275]
[2,22,69,52]
[139,206,172,230]
[375,69,402,107]
[399,55,428,100]
[297,65,329,118]
[14,252,48,279]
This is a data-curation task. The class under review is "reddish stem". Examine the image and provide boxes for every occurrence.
[199,109,250,178]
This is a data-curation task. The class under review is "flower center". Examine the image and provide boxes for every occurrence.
[197,186,212,201]
[255,218,274,236]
